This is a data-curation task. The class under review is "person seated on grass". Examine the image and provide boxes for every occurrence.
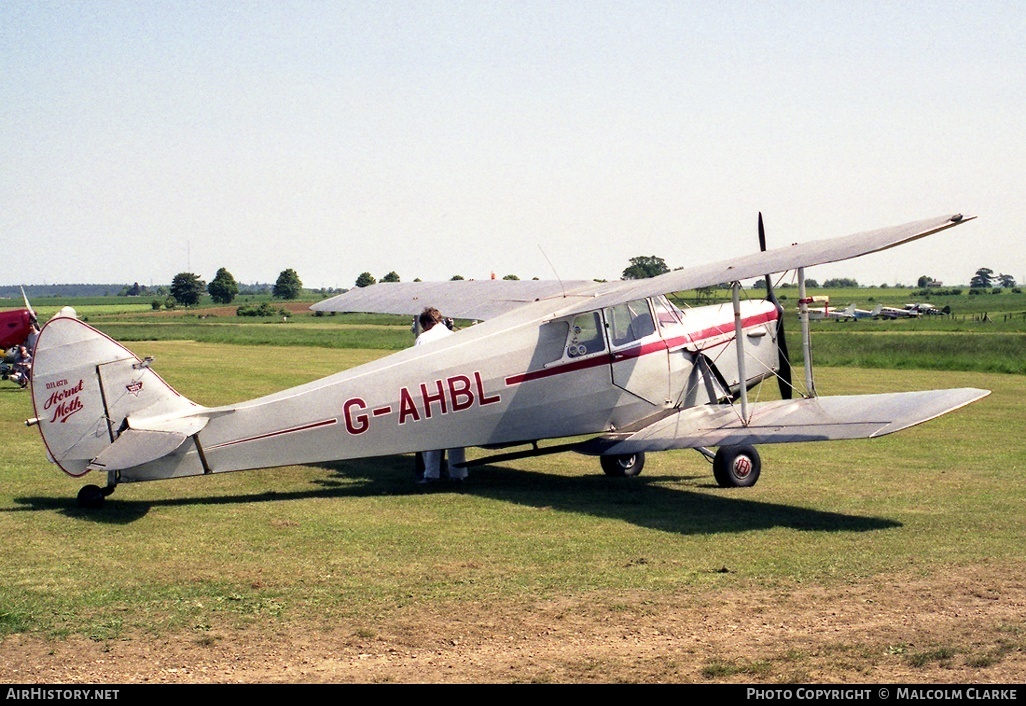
[8,344,32,389]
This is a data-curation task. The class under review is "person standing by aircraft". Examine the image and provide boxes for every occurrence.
[414,307,467,484]
[25,321,40,352]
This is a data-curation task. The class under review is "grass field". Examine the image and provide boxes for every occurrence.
[0,296,1024,682]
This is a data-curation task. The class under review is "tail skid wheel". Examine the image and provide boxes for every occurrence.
[713,445,761,488]
[600,452,645,477]
[77,484,115,509]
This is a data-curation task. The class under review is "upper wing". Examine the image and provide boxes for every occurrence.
[575,388,990,455]
[311,213,972,321]
[556,213,973,317]
[311,279,596,320]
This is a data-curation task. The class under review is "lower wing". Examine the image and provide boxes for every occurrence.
[576,388,990,455]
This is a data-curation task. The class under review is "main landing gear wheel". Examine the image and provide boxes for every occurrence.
[713,445,761,488]
[600,452,645,477]
[77,484,113,509]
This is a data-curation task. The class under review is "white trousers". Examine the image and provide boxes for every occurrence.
[423,448,467,480]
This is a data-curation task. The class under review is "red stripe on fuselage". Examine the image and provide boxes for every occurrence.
[610,338,669,361]
[504,352,610,386]
[686,309,779,348]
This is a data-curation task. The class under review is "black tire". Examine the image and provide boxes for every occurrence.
[77,484,105,509]
[713,445,761,488]
[600,452,645,477]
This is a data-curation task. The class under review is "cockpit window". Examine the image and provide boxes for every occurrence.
[652,295,683,331]
[566,311,605,358]
[604,299,656,348]
[536,320,570,366]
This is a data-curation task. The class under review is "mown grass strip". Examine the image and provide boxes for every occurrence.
[786,330,1026,374]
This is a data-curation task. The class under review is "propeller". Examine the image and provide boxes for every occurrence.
[758,213,793,400]
[20,286,37,323]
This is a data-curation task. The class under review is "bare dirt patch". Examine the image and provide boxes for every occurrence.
[2,566,1024,683]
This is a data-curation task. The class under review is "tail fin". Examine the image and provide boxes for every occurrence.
[30,314,204,477]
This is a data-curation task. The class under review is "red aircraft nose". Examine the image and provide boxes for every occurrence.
[0,309,32,350]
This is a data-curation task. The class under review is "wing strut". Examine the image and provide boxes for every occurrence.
[797,267,817,397]
[731,281,751,424]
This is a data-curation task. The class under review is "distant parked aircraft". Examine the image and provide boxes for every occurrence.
[877,304,919,319]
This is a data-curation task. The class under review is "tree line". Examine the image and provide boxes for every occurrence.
[162,268,304,308]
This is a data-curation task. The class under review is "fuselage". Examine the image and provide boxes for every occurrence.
[32,296,781,482]
[105,295,781,482]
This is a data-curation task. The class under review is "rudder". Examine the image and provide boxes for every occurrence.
[30,314,201,477]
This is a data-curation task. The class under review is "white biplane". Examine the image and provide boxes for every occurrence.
[27,213,988,508]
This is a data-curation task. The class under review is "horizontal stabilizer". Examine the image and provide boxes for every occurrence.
[86,428,190,472]
[576,388,990,455]
[129,414,210,437]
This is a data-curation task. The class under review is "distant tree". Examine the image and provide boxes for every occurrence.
[998,273,1016,288]
[823,277,859,288]
[805,279,819,288]
[970,267,994,289]
[502,274,520,280]
[450,274,465,281]
[381,271,401,283]
[273,268,303,299]
[207,267,239,304]
[622,255,669,280]
[170,272,205,307]
[127,282,142,296]
[355,272,376,288]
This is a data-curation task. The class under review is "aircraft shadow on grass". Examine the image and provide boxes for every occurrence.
[9,454,900,534]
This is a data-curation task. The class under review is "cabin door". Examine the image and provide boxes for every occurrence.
[604,299,670,406]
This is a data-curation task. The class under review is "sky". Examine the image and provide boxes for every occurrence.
[2,1,1024,290]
